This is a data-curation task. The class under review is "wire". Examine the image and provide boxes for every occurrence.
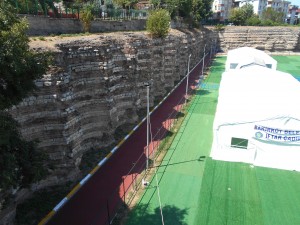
[149,113,165,225]
[145,44,217,225]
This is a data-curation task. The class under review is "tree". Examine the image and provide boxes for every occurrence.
[80,4,95,32]
[7,0,59,17]
[0,1,48,191]
[261,7,284,24]
[164,0,180,19]
[229,4,254,26]
[153,0,212,25]
[246,14,261,26]
[113,0,138,9]
[189,0,212,25]
[146,9,171,38]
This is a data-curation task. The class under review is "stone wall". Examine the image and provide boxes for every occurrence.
[8,29,215,188]
[207,26,300,53]
[24,15,146,36]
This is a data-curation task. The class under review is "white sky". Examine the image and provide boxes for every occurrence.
[290,0,300,6]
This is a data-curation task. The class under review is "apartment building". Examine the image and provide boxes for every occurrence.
[287,5,299,24]
[211,0,233,21]
[266,0,290,17]
[236,0,268,17]
[212,0,291,21]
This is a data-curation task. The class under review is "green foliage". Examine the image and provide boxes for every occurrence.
[146,9,171,38]
[246,15,261,26]
[229,4,253,26]
[80,4,95,32]
[165,0,180,19]
[113,0,138,9]
[16,185,72,225]
[0,2,48,191]
[153,0,212,26]
[0,2,49,110]
[0,112,47,190]
[178,0,193,19]
[7,0,59,16]
[214,23,225,31]
[261,8,284,24]
[150,0,162,9]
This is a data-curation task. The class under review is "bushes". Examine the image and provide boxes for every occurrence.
[80,4,95,32]
[246,15,261,26]
[146,9,171,38]
[214,24,225,31]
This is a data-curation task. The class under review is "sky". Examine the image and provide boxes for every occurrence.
[290,0,300,6]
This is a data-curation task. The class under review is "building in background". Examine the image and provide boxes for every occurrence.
[211,0,233,22]
[287,5,299,24]
[211,0,293,23]
[234,0,268,17]
[266,0,291,18]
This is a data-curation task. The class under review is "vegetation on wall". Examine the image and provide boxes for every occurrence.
[80,3,95,32]
[0,1,49,201]
[146,9,171,38]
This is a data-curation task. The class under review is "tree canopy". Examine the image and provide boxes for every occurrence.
[261,7,285,24]
[0,1,49,192]
[229,4,253,25]
[150,0,212,25]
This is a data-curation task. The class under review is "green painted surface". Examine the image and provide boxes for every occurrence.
[125,55,300,225]
[272,55,300,80]
[125,56,225,225]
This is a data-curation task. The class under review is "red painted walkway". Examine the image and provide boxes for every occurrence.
[46,55,212,225]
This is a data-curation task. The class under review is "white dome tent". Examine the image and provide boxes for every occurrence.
[210,65,300,171]
[225,47,277,72]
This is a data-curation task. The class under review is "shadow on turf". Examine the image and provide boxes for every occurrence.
[126,204,188,225]
[159,156,206,167]
[195,89,211,96]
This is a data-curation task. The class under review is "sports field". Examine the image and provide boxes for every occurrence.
[125,55,300,225]
[273,55,300,81]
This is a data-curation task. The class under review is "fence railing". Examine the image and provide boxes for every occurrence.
[12,0,148,20]
[89,94,186,225]
[87,49,217,225]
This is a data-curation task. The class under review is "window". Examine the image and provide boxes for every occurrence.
[231,137,248,149]
[230,63,238,69]
[266,64,272,68]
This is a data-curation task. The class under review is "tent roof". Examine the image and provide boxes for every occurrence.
[226,47,277,70]
[214,65,300,129]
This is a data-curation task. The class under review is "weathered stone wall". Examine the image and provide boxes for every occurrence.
[206,26,300,53]
[8,29,214,188]
[23,15,146,36]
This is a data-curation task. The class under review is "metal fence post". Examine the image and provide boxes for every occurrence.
[34,0,38,15]
[25,0,29,14]
[122,178,126,204]
[14,0,18,11]
[106,200,111,225]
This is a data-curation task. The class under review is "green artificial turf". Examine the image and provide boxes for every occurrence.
[125,56,225,225]
[125,55,300,225]
[272,55,300,81]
